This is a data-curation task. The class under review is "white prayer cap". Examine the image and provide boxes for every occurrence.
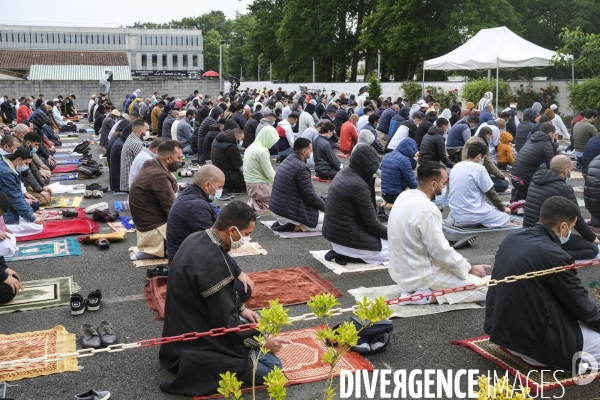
[550,104,558,110]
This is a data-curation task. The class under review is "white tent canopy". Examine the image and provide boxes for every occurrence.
[422,26,572,111]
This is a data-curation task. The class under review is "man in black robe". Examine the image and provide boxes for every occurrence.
[159,201,289,396]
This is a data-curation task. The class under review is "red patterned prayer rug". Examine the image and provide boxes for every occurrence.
[194,325,374,399]
[144,267,343,320]
[451,335,600,395]
[0,325,78,381]
[51,165,79,174]
[16,217,99,242]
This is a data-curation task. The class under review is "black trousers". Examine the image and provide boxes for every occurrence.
[382,193,399,204]
[234,278,253,303]
[562,234,599,260]
[510,177,531,203]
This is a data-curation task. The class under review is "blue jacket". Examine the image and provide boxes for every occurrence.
[582,135,600,176]
[381,138,418,196]
[378,108,397,134]
[270,154,326,228]
[0,160,36,224]
[479,110,493,126]
[446,120,472,148]
[388,114,406,137]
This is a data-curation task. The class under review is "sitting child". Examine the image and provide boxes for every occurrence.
[497,131,514,170]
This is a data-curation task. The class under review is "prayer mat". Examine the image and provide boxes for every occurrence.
[260,220,322,238]
[571,170,583,179]
[310,250,387,275]
[450,336,600,395]
[194,325,373,400]
[229,241,267,257]
[56,142,79,148]
[54,148,73,153]
[108,217,136,232]
[311,176,332,183]
[46,182,85,195]
[128,247,168,268]
[52,153,77,158]
[43,196,83,208]
[442,216,523,234]
[0,325,78,381]
[0,276,78,314]
[37,208,84,221]
[335,152,350,158]
[144,267,343,319]
[578,199,585,207]
[6,237,81,262]
[585,220,600,238]
[348,285,481,318]
[16,217,100,242]
[52,165,78,174]
[54,159,81,165]
[114,200,130,211]
[50,173,79,181]
[58,136,79,141]
[573,186,584,193]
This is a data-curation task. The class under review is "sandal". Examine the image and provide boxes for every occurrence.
[96,237,110,250]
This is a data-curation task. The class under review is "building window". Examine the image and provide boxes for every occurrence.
[183,55,188,67]
[162,54,167,67]
[152,54,157,67]
[142,54,147,67]
[185,37,188,46]
[172,54,178,67]
[193,55,198,67]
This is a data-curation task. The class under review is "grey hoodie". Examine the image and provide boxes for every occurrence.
[256,118,275,138]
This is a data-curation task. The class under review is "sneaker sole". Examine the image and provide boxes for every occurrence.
[71,309,85,315]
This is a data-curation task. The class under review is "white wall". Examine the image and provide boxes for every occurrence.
[239,79,582,116]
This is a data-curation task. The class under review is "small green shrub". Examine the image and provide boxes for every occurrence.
[461,78,511,110]
[367,74,382,100]
[568,78,600,112]
[511,81,559,112]
[400,81,423,104]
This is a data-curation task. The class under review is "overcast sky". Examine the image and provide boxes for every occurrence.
[1,0,251,27]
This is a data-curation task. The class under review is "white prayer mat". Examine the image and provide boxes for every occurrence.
[573,186,584,193]
[348,285,482,318]
[260,220,322,238]
[229,241,268,257]
[310,250,388,275]
[442,216,523,234]
[578,199,585,207]
[571,170,583,179]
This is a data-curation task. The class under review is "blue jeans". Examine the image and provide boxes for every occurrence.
[244,349,283,384]
[490,176,509,193]
[278,147,293,158]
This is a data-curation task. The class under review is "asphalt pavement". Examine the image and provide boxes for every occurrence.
[1,129,599,400]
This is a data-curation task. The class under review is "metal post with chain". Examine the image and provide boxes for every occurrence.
[0,259,598,370]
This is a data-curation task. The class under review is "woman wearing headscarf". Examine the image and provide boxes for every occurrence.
[353,129,385,155]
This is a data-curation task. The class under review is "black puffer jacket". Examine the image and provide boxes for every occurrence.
[514,108,537,151]
[511,131,555,180]
[211,130,244,190]
[323,145,387,251]
[414,111,437,149]
[418,126,454,168]
[270,153,326,228]
[203,129,221,161]
[195,107,223,150]
[524,169,596,241]
[28,109,50,130]
[584,155,600,218]
[243,112,263,148]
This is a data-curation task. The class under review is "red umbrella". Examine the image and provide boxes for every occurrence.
[202,71,220,77]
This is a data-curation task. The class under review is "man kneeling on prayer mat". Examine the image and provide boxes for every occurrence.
[447,141,512,228]
[323,145,389,265]
[159,201,290,396]
[0,191,22,304]
[485,196,600,372]
[388,161,491,304]
[270,138,326,232]
[166,165,254,301]
[129,140,182,260]
[0,147,44,238]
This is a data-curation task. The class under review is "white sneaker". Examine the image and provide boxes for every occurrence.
[399,290,432,305]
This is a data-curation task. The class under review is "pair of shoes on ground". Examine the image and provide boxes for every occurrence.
[217,190,235,201]
[74,389,110,400]
[71,290,102,315]
[146,266,168,280]
[84,190,104,199]
[80,321,117,349]
[324,250,366,266]
[353,334,385,352]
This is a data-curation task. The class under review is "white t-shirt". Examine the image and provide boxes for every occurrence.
[387,125,410,151]
[448,161,494,225]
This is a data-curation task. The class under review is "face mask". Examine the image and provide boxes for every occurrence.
[16,164,29,173]
[167,160,184,172]
[433,181,447,202]
[291,123,297,128]
[237,141,243,149]
[230,226,251,250]
[208,182,222,201]
[559,225,571,244]
[31,147,37,155]
[479,159,484,165]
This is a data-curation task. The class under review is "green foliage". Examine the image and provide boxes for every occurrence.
[354,296,394,324]
[256,299,293,338]
[367,74,382,99]
[461,79,511,110]
[568,78,600,112]
[401,81,423,104]
[427,86,460,109]
[510,81,559,112]
[264,366,287,400]
[308,293,340,320]
[553,28,600,77]
[217,371,243,400]
[203,29,229,76]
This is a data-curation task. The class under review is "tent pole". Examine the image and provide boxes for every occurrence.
[572,64,575,85]
[422,65,425,98]
[488,69,491,82]
[496,66,499,114]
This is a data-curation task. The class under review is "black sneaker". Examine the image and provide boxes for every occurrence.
[377,205,388,222]
[352,336,371,353]
[87,290,102,311]
[222,190,235,198]
[70,293,86,315]
[146,266,169,280]
[86,183,108,192]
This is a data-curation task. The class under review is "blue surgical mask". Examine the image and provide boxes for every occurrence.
[31,147,37,155]
[237,141,243,149]
[434,181,447,202]
[479,159,484,165]
[559,225,572,244]
[16,164,29,173]
[209,182,222,201]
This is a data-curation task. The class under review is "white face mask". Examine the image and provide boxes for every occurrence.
[230,226,251,250]
[208,182,222,201]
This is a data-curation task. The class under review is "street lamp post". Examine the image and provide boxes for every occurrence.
[270,62,272,82]
[377,49,381,80]
[312,57,315,83]
[219,40,225,93]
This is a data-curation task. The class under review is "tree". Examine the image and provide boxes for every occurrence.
[367,74,381,99]
[553,28,600,78]
[203,29,229,77]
